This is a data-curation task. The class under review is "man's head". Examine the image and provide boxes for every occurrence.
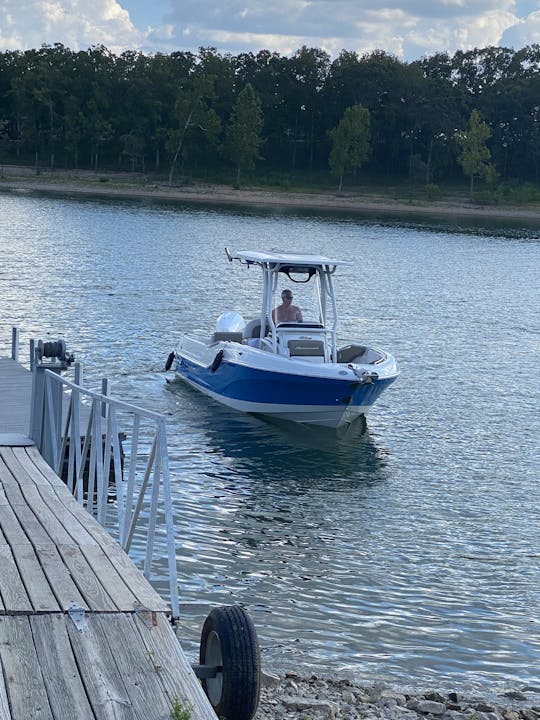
[282,290,293,303]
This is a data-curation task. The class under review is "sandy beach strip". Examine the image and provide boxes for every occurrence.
[2,167,540,222]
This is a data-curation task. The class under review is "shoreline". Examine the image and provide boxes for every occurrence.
[2,167,540,222]
[257,672,540,720]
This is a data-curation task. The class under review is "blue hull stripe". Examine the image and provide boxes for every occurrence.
[177,358,395,409]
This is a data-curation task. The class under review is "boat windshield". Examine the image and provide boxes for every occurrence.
[270,266,336,328]
[226,250,345,337]
[273,279,317,324]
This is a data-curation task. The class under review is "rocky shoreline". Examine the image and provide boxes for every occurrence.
[256,673,540,720]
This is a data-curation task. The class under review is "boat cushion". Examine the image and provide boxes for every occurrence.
[337,344,367,363]
[213,332,244,343]
[288,339,325,356]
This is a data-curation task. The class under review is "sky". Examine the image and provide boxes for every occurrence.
[0,0,539,62]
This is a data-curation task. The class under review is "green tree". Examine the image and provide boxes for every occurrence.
[167,74,220,185]
[224,83,263,185]
[329,104,370,191]
[456,109,496,195]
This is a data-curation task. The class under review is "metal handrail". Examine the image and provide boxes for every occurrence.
[39,367,179,619]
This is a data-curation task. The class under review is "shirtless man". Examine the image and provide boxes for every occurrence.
[272,289,303,323]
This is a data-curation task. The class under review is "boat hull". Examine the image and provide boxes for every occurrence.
[173,341,398,428]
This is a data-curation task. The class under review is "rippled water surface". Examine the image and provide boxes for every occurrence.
[1,191,539,693]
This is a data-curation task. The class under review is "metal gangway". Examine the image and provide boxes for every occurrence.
[28,337,179,619]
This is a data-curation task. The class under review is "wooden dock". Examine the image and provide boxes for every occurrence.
[0,357,217,720]
[0,357,33,437]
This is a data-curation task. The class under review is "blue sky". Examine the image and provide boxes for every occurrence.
[1,0,539,61]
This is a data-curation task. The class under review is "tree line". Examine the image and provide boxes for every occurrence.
[1,43,540,194]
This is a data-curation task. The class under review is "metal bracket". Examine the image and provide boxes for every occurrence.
[134,602,158,628]
[68,602,87,632]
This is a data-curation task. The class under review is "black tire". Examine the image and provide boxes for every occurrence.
[199,605,260,720]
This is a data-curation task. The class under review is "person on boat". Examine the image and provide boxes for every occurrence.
[273,289,303,323]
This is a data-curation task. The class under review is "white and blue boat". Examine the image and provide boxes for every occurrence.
[166,249,399,428]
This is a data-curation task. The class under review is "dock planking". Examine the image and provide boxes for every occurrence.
[0,357,217,720]
[0,358,33,436]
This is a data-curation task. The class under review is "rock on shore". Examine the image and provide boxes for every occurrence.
[256,672,540,720]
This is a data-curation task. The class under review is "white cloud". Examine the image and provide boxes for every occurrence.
[404,8,517,58]
[0,0,536,61]
[501,11,540,48]
[0,0,142,54]
[159,0,526,59]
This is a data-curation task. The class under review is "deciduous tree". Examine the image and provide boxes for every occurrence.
[329,104,370,191]
[224,83,263,185]
[167,74,220,185]
[456,109,496,195]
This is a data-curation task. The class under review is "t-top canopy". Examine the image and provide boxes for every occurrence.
[228,249,351,269]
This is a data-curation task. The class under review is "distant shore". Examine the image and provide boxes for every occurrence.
[2,165,540,222]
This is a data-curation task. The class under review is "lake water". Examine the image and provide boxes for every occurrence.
[0,190,539,694]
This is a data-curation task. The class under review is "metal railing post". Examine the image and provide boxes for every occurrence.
[11,327,19,361]
[29,347,44,446]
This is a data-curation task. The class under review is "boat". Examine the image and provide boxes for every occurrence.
[166,249,399,428]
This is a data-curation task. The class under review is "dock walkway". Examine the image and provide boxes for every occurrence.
[0,357,216,720]
[0,357,32,437]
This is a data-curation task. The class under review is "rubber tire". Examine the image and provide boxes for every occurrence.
[199,605,261,720]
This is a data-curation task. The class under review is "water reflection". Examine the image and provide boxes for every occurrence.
[165,378,389,486]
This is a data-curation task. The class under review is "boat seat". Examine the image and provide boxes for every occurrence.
[243,319,270,339]
[337,344,367,363]
[288,339,325,357]
[213,332,244,343]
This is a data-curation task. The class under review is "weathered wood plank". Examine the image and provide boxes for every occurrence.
[133,612,218,720]
[11,544,60,612]
[0,453,15,484]
[36,488,102,547]
[102,543,169,612]
[0,447,29,485]
[0,503,32,547]
[66,614,141,720]
[19,448,115,546]
[49,489,168,610]
[18,445,67,487]
[34,544,88,612]
[2,446,55,492]
[49,485,121,544]
[17,487,79,547]
[57,544,117,612]
[93,613,176,720]
[0,358,33,436]
[17,448,167,611]
[0,668,11,720]
[30,614,95,720]
[0,482,25,506]
[0,545,32,613]
[81,544,139,611]
[0,615,54,719]
[10,502,56,549]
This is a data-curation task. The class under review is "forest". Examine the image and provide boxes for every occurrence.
[1,42,540,197]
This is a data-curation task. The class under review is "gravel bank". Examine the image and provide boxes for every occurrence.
[256,673,540,720]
